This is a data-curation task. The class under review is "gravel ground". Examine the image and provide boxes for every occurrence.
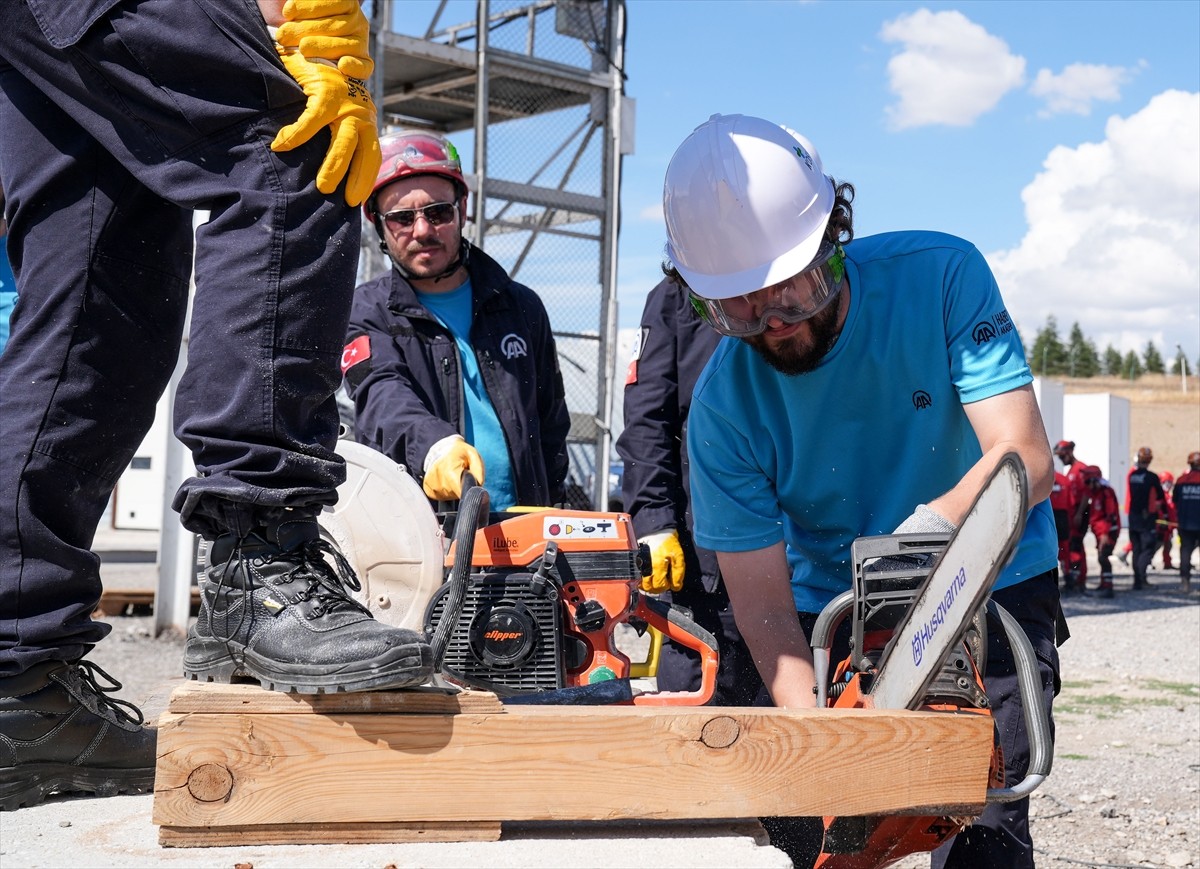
[48,537,1200,867]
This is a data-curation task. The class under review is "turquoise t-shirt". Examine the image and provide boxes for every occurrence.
[416,280,517,510]
[687,231,1057,614]
[0,236,15,354]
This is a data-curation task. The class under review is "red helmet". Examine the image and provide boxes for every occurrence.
[364,131,467,225]
[1081,465,1102,481]
[1054,440,1075,453]
[1160,471,1174,485]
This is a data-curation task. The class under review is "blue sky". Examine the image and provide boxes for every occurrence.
[616,0,1199,362]
[387,0,1199,363]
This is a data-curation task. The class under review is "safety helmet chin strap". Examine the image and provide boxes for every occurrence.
[375,220,472,285]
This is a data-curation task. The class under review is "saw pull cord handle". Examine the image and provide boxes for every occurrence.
[631,595,719,706]
[811,590,855,707]
[430,475,490,667]
[985,600,1054,803]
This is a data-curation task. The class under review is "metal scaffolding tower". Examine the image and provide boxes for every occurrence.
[366,0,631,510]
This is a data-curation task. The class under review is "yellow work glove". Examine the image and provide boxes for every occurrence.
[271,49,381,206]
[640,529,686,594]
[275,0,373,80]
[423,436,486,501]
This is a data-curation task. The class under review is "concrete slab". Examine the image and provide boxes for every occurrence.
[0,795,787,869]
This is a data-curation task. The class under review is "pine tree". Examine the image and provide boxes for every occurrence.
[1029,316,1069,376]
[1102,345,1124,376]
[1143,341,1165,374]
[1123,350,1143,379]
[1066,322,1101,378]
[1170,349,1193,376]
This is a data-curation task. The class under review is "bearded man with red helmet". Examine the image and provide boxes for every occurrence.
[341,131,570,511]
[1175,451,1200,593]
[1082,466,1120,598]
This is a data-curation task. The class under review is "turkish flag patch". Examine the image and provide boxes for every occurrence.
[341,334,371,374]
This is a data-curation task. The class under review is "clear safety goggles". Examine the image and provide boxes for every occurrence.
[689,243,847,337]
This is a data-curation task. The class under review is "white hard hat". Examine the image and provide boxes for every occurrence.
[664,114,834,300]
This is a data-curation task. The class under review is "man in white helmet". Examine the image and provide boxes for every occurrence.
[666,114,1064,868]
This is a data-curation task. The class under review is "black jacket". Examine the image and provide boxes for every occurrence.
[615,277,722,592]
[344,244,570,507]
[1126,466,1166,532]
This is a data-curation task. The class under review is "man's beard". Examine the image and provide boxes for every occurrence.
[745,297,843,376]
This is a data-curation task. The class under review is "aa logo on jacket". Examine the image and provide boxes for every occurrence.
[500,333,527,359]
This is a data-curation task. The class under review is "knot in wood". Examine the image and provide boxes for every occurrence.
[699,715,740,749]
[187,762,234,802]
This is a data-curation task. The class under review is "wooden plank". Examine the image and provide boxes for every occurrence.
[160,820,501,847]
[165,680,504,715]
[95,587,200,618]
[153,692,992,832]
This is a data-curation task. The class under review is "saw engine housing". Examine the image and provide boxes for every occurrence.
[427,506,719,704]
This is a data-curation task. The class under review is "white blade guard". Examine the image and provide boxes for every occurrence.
[318,440,445,633]
[869,452,1029,710]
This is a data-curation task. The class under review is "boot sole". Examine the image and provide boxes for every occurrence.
[0,763,155,811]
[184,637,434,694]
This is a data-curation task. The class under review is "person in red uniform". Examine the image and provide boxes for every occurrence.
[1050,470,1078,588]
[1157,472,1177,570]
[1082,466,1120,599]
[1054,440,1089,592]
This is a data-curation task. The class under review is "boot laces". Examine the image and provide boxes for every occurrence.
[212,535,372,625]
[56,660,146,727]
[281,538,372,618]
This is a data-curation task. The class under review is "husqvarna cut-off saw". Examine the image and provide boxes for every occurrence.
[318,440,719,705]
[807,452,1055,868]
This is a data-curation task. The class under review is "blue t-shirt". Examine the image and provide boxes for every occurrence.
[416,279,518,510]
[688,231,1057,614]
[0,236,15,354]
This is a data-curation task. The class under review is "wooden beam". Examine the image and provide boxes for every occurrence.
[153,682,992,845]
[95,588,199,618]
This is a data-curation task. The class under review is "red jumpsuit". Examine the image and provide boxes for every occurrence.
[1062,460,1090,589]
[1158,484,1177,569]
[1087,480,1120,596]
[1050,472,1078,588]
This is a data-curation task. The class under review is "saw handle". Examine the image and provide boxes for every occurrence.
[631,595,719,706]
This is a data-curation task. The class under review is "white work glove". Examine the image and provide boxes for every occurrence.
[869,505,956,572]
[423,435,485,501]
[640,529,685,594]
[893,504,956,536]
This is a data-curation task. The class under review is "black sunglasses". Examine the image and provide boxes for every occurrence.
[381,201,459,231]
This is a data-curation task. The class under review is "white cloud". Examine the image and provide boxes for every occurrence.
[988,90,1200,357]
[1029,62,1141,117]
[638,201,664,222]
[879,8,1026,130]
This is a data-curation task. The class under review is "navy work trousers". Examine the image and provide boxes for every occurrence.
[0,0,359,675]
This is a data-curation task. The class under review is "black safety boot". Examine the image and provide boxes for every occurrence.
[184,524,433,693]
[1098,572,1114,599]
[0,660,156,811]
